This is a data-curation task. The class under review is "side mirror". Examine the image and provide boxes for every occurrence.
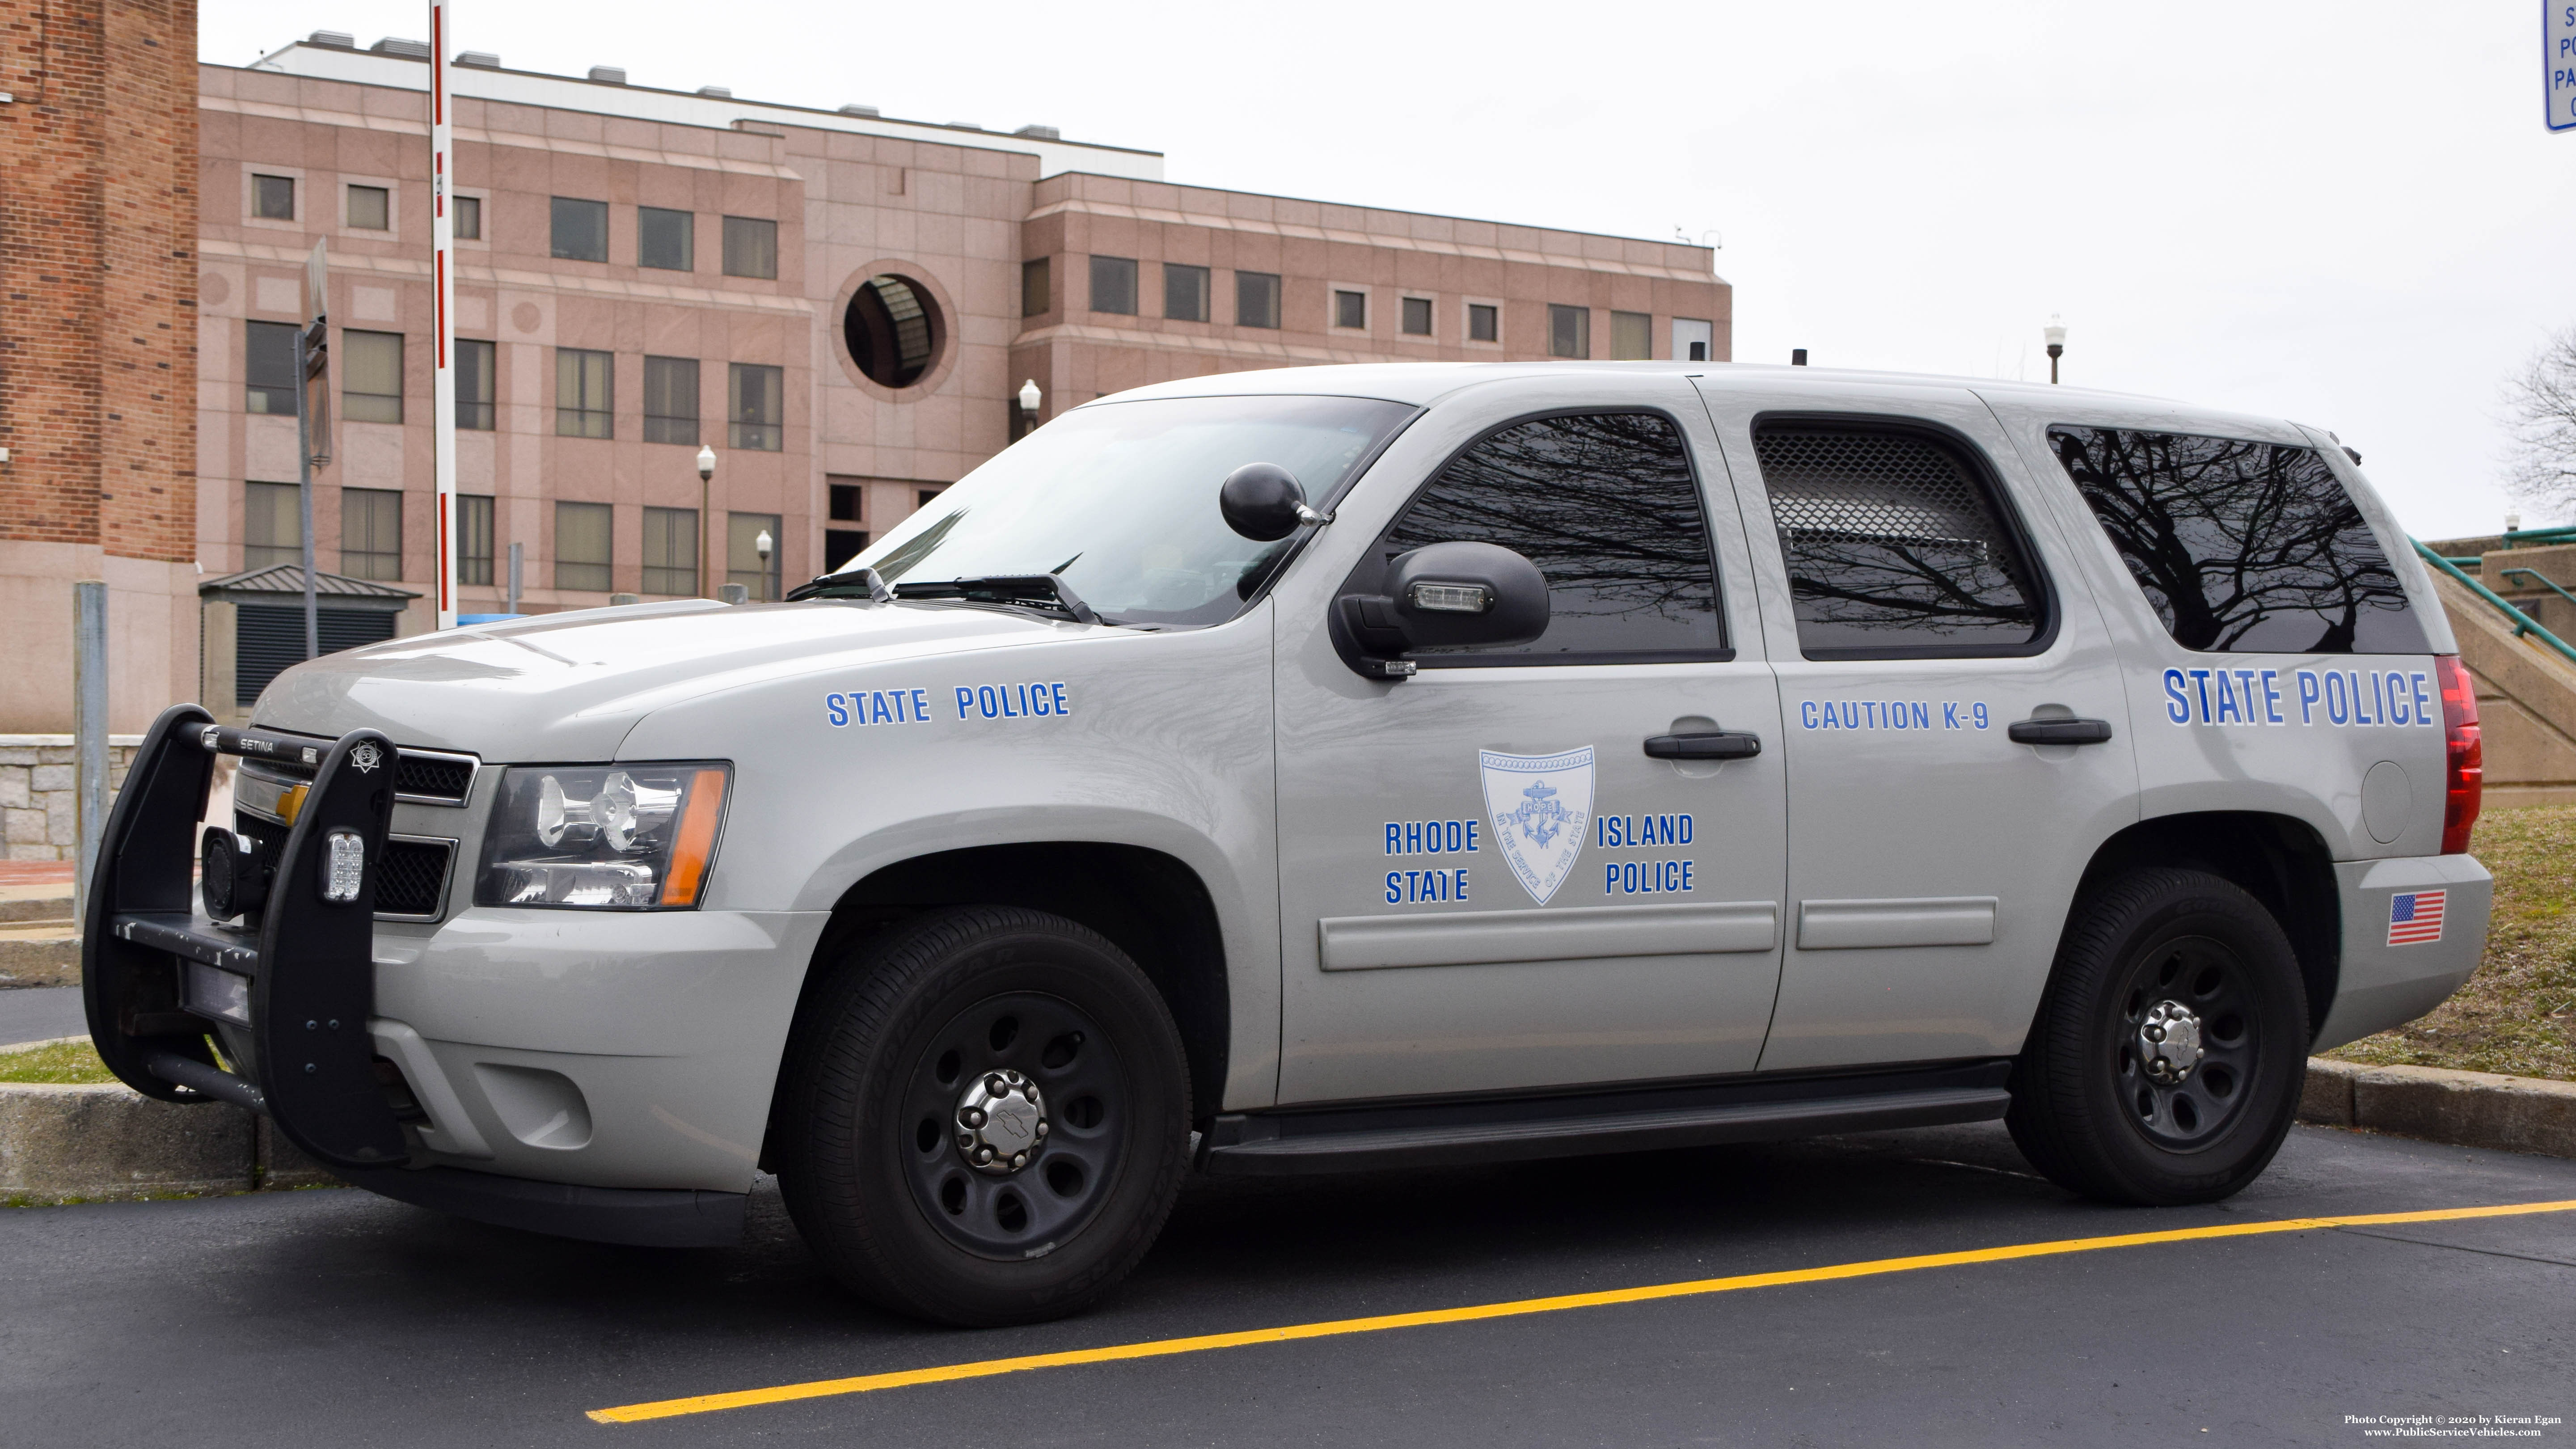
[1336,541,1550,678]
[1220,462,1328,541]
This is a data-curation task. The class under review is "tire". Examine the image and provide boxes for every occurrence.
[2006,868,2308,1206]
[773,905,1191,1326]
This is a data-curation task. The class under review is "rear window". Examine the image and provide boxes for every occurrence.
[2049,427,2425,654]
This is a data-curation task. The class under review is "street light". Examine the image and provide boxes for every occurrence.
[755,528,773,601]
[2044,315,2066,384]
[1017,378,1043,440]
[696,444,717,599]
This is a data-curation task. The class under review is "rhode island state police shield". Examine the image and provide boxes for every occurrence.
[1478,747,1595,905]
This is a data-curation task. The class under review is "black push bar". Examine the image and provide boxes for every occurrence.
[82,704,410,1170]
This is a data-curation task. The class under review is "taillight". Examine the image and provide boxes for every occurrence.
[2435,655,2482,854]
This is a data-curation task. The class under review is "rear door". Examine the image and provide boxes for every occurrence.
[1271,378,1789,1103]
[1692,377,2140,1071]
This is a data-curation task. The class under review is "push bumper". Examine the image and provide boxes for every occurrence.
[2313,853,2494,1053]
[83,705,772,1249]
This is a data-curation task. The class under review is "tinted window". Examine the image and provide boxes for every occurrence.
[550,197,608,262]
[638,207,692,270]
[1753,422,2045,657]
[2051,427,2424,654]
[245,321,299,414]
[1090,255,1137,315]
[722,216,777,279]
[1381,411,1724,663]
[1237,271,1280,329]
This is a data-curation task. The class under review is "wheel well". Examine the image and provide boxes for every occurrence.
[2073,812,2340,1039]
[772,843,1231,1160]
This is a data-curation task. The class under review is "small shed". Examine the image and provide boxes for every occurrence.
[199,566,421,723]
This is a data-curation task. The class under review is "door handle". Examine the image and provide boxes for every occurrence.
[1644,731,1762,760]
[2006,716,2116,745]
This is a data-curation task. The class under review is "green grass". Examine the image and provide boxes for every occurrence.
[2326,804,2576,1080]
[0,1036,118,1086]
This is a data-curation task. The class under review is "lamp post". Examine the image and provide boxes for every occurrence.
[696,444,717,599]
[2044,315,2066,384]
[1018,378,1042,439]
[755,528,773,601]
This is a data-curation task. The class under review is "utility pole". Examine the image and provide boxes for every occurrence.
[297,240,331,659]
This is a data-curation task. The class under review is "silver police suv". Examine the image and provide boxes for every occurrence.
[85,363,2489,1325]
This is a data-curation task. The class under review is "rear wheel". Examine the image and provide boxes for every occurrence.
[775,906,1191,1326]
[2007,868,2307,1205]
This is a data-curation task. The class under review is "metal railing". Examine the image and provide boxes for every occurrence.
[2412,539,2576,665]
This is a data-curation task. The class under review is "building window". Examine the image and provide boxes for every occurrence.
[341,488,403,580]
[554,501,613,592]
[555,349,613,438]
[1090,255,1138,315]
[1402,296,1433,337]
[642,507,699,596]
[1610,310,1651,361]
[1548,304,1590,359]
[828,480,863,523]
[253,174,296,221]
[643,356,700,444]
[1022,258,1051,317]
[917,487,944,511]
[824,529,869,572]
[245,321,300,414]
[453,194,481,241]
[244,482,302,570]
[346,184,390,231]
[728,511,783,600]
[1468,303,1499,343]
[342,330,403,424]
[1334,289,1367,330]
[1237,270,1281,329]
[728,362,783,451]
[722,216,778,279]
[456,338,496,430]
[638,207,693,271]
[1164,263,1210,322]
[550,196,609,262]
[460,493,494,586]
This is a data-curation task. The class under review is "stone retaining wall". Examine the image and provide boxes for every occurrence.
[0,735,141,862]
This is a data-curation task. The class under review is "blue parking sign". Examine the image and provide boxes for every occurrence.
[2553,3,2576,131]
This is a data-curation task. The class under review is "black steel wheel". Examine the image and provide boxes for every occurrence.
[773,906,1190,1326]
[2008,868,2307,1205]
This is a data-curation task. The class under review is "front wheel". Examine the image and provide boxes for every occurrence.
[774,906,1191,1326]
[2007,868,2308,1205]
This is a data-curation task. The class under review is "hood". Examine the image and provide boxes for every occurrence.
[251,598,1086,760]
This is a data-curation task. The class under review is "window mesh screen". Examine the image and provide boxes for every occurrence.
[1753,424,2042,655]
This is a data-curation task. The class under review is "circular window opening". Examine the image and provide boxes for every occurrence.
[844,274,942,389]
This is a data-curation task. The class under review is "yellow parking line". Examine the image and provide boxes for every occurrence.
[588,1198,2576,1424]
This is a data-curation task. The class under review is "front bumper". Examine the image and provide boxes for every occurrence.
[2313,852,2494,1052]
[84,706,823,1248]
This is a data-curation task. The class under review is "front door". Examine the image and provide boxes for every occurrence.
[1693,377,2139,1072]
[1272,382,1789,1104]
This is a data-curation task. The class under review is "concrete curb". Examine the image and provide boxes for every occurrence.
[1,1044,337,1203]
[2302,1058,2576,1158]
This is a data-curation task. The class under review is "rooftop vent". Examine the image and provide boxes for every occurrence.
[370,37,431,59]
[697,85,733,97]
[1013,124,1060,140]
[837,104,879,117]
[308,30,355,48]
[587,65,627,84]
[946,121,984,131]
[455,51,501,68]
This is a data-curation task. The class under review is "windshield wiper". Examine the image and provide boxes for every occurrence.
[785,567,895,603]
[892,574,1103,625]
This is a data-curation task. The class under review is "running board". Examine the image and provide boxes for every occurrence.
[1199,1061,2013,1176]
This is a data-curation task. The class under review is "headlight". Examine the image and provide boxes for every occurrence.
[475,762,730,909]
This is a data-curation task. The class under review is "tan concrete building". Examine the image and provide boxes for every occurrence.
[19,29,1730,729]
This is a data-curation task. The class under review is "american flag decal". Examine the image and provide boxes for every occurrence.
[2387,890,2446,946]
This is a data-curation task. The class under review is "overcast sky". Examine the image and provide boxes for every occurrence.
[204,0,2575,541]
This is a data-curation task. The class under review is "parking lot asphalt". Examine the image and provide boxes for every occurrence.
[2,1120,2568,1448]
[0,986,86,1047]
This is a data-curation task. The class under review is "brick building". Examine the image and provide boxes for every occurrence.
[0,0,202,732]
[7,28,1729,729]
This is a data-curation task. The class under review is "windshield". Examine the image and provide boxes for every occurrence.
[846,394,1417,627]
